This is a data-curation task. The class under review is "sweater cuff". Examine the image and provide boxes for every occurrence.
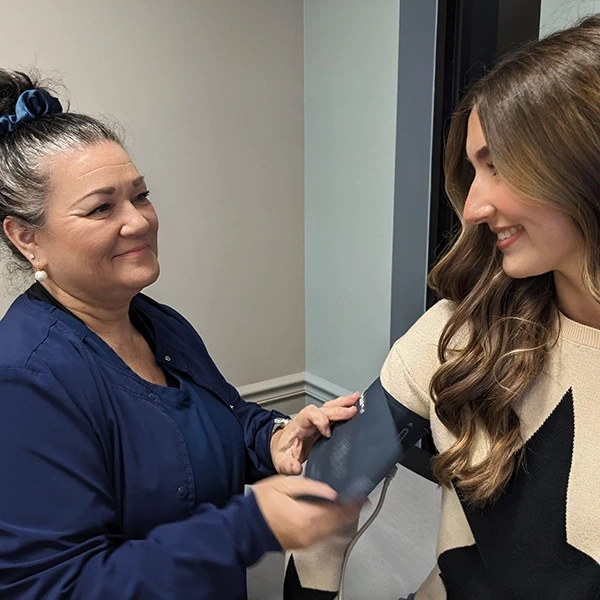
[284,554,338,600]
[283,519,357,596]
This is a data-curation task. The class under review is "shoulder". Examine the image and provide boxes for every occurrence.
[393,298,456,356]
[381,299,456,418]
[0,298,98,428]
[0,293,87,372]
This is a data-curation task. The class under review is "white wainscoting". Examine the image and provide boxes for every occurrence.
[237,371,353,414]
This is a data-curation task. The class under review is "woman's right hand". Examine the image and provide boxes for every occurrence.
[252,475,362,550]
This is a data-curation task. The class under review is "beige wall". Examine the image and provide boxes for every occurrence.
[0,0,305,386]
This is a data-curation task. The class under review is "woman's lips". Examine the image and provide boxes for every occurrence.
[115,245,149,258]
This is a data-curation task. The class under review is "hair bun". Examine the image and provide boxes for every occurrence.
[0,89,63,135]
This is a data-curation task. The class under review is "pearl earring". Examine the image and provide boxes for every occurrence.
[34,262,48,283]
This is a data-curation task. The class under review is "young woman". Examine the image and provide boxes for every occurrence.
[287,14,600,600]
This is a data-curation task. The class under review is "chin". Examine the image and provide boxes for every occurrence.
[502,268,532,279]
[501,258,548,279]
[124,264,160,292]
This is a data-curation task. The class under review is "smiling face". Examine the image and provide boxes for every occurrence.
[31,141,160,306]
[463,109,582,281]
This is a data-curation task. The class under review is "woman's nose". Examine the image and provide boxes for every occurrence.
[463,186,496,225]
[119,203,150,237]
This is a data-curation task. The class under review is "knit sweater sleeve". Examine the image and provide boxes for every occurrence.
[381,299,455,417]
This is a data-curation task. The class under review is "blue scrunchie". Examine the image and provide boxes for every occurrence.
[0,89,63,134]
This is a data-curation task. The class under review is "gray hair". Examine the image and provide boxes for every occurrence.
[0,69,123,275]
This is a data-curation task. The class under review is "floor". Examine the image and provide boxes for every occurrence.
[247,465,442,599]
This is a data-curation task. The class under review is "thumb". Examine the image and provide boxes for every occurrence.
[277,458,303,476]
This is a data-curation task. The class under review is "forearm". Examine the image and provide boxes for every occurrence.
[2,494,280,600]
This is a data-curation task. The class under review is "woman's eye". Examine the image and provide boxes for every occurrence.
[88,203,112,216]
[134,190,151,203]
[487,163,498,176]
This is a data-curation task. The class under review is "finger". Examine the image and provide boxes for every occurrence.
[294,405,331,437]
[280,477,338,501]
[310,501,362,529]
[320,405,358,422]
[322,392,361,408]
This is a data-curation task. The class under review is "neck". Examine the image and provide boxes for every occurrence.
[41,281,137,347]
[554,271,600,330]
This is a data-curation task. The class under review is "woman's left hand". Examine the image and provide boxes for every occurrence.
[270,392,361,476]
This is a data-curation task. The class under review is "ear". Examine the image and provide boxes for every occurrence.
[3,216,42,262]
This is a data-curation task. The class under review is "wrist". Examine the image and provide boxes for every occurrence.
[270,417,292,461]
[272,416,292,434]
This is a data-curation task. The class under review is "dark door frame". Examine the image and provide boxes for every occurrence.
[396,0,542,482]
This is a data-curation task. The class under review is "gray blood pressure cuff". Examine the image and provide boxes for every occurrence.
[304,378,429,502]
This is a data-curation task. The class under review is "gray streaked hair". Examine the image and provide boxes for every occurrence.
[0,69,123,273]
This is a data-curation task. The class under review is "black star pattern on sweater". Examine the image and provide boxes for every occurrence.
[438,389,600,599]
[284,555,338,600]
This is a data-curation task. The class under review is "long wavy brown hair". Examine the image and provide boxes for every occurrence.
[428,15,600,506]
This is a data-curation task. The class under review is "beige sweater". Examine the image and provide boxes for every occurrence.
[291,300,600,599]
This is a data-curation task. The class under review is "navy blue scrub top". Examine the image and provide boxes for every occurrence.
[28,284,247,509]
[147,366,247,507]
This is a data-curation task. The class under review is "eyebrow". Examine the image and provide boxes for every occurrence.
[465,145,491,164]
[71,176,146,207]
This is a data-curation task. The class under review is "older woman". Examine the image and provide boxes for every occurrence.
[0,70,361,600]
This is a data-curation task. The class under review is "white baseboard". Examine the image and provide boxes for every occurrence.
[236,372,307,414]
[304,372,352,405]
[237,371,352,413]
